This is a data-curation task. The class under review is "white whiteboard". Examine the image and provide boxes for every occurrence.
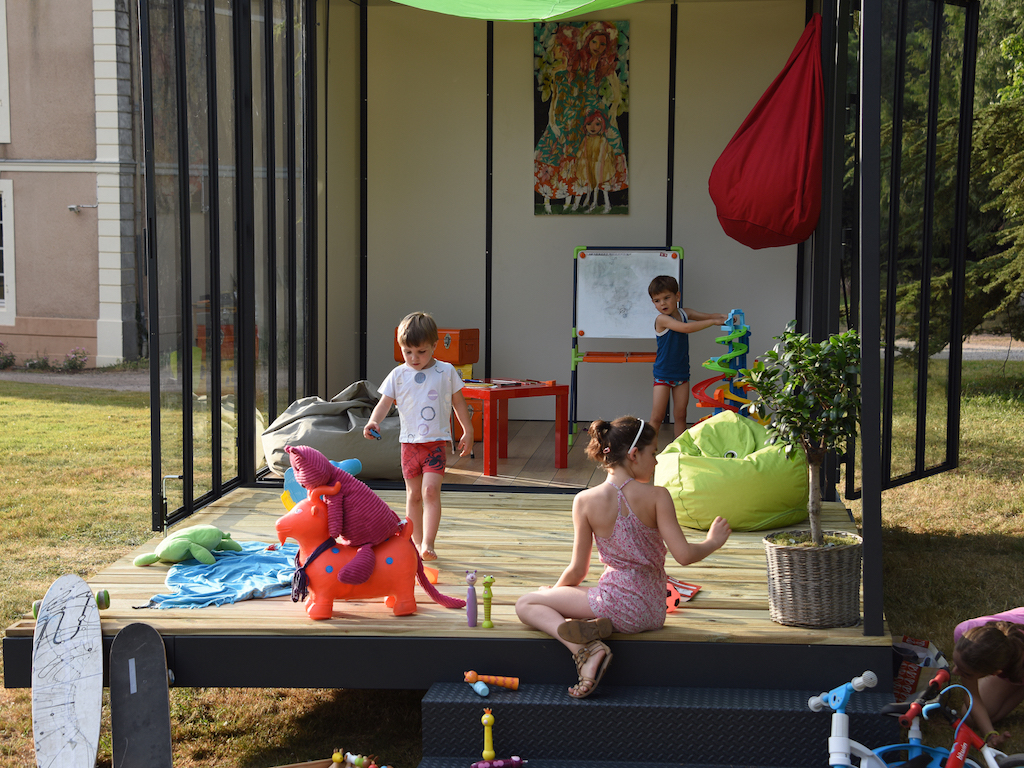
[575,248,683,339]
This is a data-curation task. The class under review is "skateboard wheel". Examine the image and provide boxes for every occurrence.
[95,589,110,610]
[167,669,175,687]
[32,599,41,619]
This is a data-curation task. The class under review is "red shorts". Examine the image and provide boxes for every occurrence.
[654,377,688,388]
[401,441,447,479]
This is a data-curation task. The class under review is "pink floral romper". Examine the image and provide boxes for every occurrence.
[587,478,668,634]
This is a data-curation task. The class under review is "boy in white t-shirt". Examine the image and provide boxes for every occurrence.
[364,312,473,560]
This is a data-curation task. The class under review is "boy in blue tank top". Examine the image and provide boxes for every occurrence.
[648,275,728,438]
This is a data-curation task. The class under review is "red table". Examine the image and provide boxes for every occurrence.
[461,381,569,477]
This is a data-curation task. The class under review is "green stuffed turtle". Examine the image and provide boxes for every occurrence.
[133,524,243,566]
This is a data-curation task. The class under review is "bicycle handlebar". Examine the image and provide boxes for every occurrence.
[899,668,951,727]
[807,671,878,713]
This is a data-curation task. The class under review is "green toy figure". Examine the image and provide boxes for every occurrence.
[133,524,242,566]
[481,575,495,629]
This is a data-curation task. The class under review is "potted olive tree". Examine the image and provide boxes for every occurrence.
[740,322,862,628]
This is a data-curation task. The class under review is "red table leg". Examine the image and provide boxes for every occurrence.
[554,389,568,468]
[498,399,509,459]
[481,397,499,476]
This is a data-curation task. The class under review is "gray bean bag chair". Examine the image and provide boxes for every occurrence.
[261,380,403,480]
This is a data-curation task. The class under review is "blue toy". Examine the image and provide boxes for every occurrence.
[692,309,762,422]
[281,457,362,509]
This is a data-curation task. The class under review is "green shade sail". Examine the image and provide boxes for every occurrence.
[391,0,647,22]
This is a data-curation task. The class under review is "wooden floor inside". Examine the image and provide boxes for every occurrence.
[5,420,891,690]
[427,419,633,489]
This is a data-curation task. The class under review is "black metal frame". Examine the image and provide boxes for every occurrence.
[134,0,982,645]
[871,0,979,495]
[2,634,891,691]
[139,0,316,530]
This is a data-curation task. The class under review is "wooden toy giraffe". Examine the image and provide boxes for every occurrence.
[481,708,495,761]
[465,671,519,690]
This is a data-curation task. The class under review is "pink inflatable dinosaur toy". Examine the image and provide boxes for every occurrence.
[275,483,465,619]
[285,444,401,585]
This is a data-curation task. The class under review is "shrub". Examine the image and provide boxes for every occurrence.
[0,340,14,369]
[62,347,89,372]
[24,354,51,371]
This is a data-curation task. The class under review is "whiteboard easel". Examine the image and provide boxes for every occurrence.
[570,246,683,441]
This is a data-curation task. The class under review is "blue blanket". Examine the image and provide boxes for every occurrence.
[143,541,299,609]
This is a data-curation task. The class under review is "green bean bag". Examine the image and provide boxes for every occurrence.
[654,410,808,531]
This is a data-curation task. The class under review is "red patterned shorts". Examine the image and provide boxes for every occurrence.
[401,441,447,479]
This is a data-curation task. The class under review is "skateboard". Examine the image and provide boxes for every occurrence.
[31,573,103,768]
[109,622,173,768]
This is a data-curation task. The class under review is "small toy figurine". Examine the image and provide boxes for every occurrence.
[466,570,478,627]
[481,708,495,761]
[465,671,519,690]
[482,575,495,628]
[470,759,526,768]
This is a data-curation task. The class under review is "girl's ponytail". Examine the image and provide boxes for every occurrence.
[585,416,656,467]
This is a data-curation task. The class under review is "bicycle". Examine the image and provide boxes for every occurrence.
[808,668,1024,768]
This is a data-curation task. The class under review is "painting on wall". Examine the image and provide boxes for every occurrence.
[534,20,630,216]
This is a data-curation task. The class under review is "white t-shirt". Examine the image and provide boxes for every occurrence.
[379,359,464,444]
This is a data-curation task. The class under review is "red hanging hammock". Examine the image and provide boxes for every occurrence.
[709,14,823,250]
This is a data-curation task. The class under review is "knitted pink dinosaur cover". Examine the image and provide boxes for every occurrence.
[286,444,401,584]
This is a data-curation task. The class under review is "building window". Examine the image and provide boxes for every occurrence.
[0,179,15,324]
[0,0,9,144]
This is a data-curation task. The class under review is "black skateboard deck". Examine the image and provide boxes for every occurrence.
[109,622,173,768]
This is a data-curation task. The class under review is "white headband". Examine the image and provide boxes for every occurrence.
[628,419,645,454]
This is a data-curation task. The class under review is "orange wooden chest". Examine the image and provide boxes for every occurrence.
[393,327,479,365]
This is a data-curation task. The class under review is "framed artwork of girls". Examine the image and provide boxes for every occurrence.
[533,20,630,216]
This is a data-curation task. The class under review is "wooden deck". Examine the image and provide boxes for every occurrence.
[4,456,892,690]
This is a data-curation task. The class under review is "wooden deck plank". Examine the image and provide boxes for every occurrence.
[6,488,886,652]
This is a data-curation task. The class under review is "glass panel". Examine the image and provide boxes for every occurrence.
[216,0,240,482]
[185,1,214,502]
[151,0,186,516]
[273,0,290,416]
[922,4,969,469]
[293,0,306,398]
[252,0,270,468]
[889,0,934,480]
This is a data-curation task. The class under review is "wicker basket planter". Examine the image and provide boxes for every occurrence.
[763,530,863,628]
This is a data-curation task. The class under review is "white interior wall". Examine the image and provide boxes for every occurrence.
[335,0,808,424]
[365,7,488,385]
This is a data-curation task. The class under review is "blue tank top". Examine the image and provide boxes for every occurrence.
[653,308,690,381]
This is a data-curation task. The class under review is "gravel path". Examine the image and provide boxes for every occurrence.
[0,368,150,391]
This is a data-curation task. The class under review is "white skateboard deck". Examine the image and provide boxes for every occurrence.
[31,574,103,768]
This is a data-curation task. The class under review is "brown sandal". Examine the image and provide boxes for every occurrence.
[557,617,613,645]
[568,640,613,699]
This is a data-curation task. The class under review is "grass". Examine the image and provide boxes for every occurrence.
[1,360,1023,765]
[0,380,423,767]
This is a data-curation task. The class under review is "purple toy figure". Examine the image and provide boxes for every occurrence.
[466,570,478,627]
